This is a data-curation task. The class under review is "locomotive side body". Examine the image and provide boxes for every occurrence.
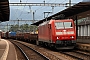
[38,19,76,49]
[38,21,51,43]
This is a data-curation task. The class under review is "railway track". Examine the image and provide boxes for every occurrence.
[60,50,90,60]
[10,40,90,60]
[10,40,67,60]
[10,40,49,60]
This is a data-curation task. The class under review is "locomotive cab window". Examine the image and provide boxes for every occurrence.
[55,22,64,29]
[55,22,73,29]
[64,22,73,28]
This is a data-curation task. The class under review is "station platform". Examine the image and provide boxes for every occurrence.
[0,39,18,60]
[76,39,90,51]
[0,39,90,60]
[77,39,90,44]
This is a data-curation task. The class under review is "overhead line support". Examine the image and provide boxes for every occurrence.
[9,3,75,7]
[10,20,39,21]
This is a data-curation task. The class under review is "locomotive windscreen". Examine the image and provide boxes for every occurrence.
[55,22,73,29]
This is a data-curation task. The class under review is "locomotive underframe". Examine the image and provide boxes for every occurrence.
[37,39,76,49]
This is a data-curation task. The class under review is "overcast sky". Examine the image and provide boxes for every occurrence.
[9,0,82,20]
[0,0,83,30]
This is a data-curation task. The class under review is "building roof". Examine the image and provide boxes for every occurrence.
[32,2,90,26]
[0,0,10,22]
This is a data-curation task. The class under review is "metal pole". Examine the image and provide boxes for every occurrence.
[44,12,45,18]
[76,16,78,39]
[44,12,52,19]
[33,12,35,23]
[32,12,35,34]
[7,23,8,32]
[18,20,19,30]
[51,6,54,13]
[43,0,45,6]
[29,6,31,12]
[69,0,71,7]
[20,0,22,3]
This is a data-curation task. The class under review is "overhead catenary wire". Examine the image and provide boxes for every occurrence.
[18,0,29,19]
[35,0,54,12]
[27,0,46,21]
[37,0,69,20]
[11,0,69,23]
[34,0,55,19]
[11,0,23,21]
[11,0,29,28]
[12,0,69,21]
[34,0,59,19]
[11,6,20,20]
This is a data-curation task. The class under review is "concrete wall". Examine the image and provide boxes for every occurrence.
[78,25,90,36]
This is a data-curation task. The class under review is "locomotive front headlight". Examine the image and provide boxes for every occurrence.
[70,36,74,38]
[57,36,61,39]
[57,37,59,39]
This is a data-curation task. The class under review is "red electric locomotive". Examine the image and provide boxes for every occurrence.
[37,19,76,49]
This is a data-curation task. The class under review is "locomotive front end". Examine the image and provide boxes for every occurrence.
[54,19,76,49]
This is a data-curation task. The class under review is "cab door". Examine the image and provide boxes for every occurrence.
[48,24,52,43]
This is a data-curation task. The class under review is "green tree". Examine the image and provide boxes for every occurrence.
[9,24,19,32]
[9,24,38,33]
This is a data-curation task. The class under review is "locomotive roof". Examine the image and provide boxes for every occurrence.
[0,0,10,22]
[39,20,50,26]
[32,2,90,26]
